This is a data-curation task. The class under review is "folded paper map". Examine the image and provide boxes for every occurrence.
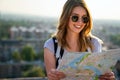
[58,49,120,80]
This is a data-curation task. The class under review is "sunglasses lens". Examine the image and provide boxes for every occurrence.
[71,16,79,22]
[71,15,89,23]
[82,16,89,23]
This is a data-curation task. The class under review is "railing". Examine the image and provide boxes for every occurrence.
[0,77,48,80]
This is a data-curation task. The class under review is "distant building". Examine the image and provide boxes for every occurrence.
[10,26,55,40]
[1,25,56,62]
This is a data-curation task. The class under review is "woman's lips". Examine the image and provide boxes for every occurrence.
[75,25,81,29]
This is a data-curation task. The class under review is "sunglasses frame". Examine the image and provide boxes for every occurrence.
[71,15,89,23]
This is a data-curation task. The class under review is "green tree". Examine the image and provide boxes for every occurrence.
[12,51,21,62]
[23,66,45,77]
[0,21,11,39]
[22,65,33,71]
[21,45,36,61]
[109,34,120,46]
[35,50,44,61]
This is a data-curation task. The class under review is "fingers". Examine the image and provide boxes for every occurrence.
[55,70,66,79]
[48,72,60,80]
[104,72,114,76]
[48,69,60,80]
[99,72,115,80]
[99,76,115,80]
[47,69,66,80]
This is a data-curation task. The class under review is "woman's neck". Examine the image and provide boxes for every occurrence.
[66,32,80,52]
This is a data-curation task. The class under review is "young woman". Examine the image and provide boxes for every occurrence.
[44,0,115,80]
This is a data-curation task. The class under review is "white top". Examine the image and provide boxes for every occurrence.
[44,37,102,53]
[44,37,102,67]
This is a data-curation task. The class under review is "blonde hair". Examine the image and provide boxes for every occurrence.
[54,0,94,52]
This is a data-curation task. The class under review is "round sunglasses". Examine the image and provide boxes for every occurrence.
[71,15,89,23]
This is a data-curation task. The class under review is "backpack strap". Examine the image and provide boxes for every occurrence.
[60,47,64,58]
[52,37,58,54]
[52,37,64,68]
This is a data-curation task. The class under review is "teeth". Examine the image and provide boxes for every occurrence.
[76,26,81,28]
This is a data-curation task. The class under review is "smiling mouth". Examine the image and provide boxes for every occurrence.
[75,25,81,29]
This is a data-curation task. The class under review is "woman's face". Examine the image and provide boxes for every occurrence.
[68,6,88,34]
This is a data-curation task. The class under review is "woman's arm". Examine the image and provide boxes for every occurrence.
[44,48,57,80]
[44,48,65,80]
[44,48,56,73]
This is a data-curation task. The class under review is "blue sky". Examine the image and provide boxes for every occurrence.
[0,0,120,20]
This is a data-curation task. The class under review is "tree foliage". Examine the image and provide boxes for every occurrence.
[21,45,36,61]
[23,66,45,77]
[109,34,120,46]
[12,51,21,62]
[35,50,44,61]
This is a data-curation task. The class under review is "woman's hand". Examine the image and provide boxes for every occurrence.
[99,72,115,80]
[47,69,66,80]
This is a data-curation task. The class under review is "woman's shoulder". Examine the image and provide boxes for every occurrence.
[44,37,53,43]
[44,37,55,53]
[90,35,103,53]
[44,38,54,47]
[90,35,103,44]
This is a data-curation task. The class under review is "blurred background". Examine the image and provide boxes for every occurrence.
[0,0,120,79]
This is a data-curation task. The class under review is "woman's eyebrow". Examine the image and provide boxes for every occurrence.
[71,13,87,16]
[71,13,78,15]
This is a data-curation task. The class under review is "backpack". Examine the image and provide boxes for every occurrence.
[52,37,64,68]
